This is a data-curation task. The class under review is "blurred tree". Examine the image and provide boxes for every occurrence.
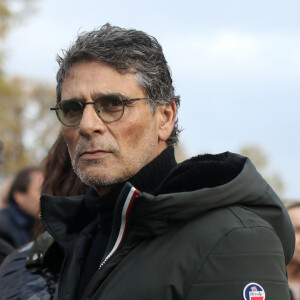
[0,0,35,72]
[24,79,59,161]
[0,77,59,174]
[0,0,35,38]
[239,145,285,197]
[0,0,59,176]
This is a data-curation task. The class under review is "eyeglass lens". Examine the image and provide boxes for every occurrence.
[56,95,125,126]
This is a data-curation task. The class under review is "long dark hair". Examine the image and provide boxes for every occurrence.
[33,131,89,238]
[41,131,88,196]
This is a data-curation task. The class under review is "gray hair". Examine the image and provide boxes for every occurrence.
[56,23,180,146]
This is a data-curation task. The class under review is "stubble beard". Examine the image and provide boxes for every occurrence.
[67,140,121,188]
[67,130,157,190]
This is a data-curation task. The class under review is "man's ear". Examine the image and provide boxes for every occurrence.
[157,100,177,142]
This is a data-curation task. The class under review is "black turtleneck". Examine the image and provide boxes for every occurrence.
[76,147,177,298]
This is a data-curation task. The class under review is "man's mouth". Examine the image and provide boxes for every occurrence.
[80,150,110,160]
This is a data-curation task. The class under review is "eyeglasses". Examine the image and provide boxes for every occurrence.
[50,95,148,127]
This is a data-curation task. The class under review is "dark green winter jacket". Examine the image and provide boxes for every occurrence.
[41,152,294,300]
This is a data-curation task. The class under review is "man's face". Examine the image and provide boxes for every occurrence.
[61,61,167,195]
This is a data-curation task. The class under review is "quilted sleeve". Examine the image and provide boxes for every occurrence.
[185,224,290,300]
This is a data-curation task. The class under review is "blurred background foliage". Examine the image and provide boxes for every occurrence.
[0,0,35,38]
[0,0,58,175]
[239,145,284,196]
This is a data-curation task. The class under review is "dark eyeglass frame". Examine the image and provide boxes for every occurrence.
[50,97,148,127]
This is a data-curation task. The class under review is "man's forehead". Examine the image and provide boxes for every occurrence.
[61,61,144,100]
[64,60,138,79]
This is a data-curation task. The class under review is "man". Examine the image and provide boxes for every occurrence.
[44,24,294,300]
[0,166,43,248]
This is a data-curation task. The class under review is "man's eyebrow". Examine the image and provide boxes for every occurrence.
[60,97,85,102]
[91,92,128,100]
[61,92,130,102]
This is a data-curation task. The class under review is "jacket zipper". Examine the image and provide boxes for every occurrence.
[80,246,120,299]
[42,184,140,300]
[81,187,139,299]
[56,252,67,300]
[98,252,111,270]
[98,189,139,271]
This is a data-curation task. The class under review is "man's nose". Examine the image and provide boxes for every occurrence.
[79,103,107,136]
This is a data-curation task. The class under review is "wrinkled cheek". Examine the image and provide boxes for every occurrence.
[129,131,143,149]
[116,121,142,149]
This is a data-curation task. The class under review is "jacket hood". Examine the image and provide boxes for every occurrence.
[128,152,294,264]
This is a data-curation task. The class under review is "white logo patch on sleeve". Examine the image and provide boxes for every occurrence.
[243,282,266,300]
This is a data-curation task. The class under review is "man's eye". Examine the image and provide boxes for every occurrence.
[109,97,122,107]
[100,96,122,108]
[60,101,82,113]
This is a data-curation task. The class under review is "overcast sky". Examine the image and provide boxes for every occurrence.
[4,0,300,199]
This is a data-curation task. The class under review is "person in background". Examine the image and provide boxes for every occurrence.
[0,179,15,264]
[41,23,294,299]
[0,166,43,248]
[286,201,300,300]
[0,141,15,263]
[0,131,89,299]
[0,178,13,210]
